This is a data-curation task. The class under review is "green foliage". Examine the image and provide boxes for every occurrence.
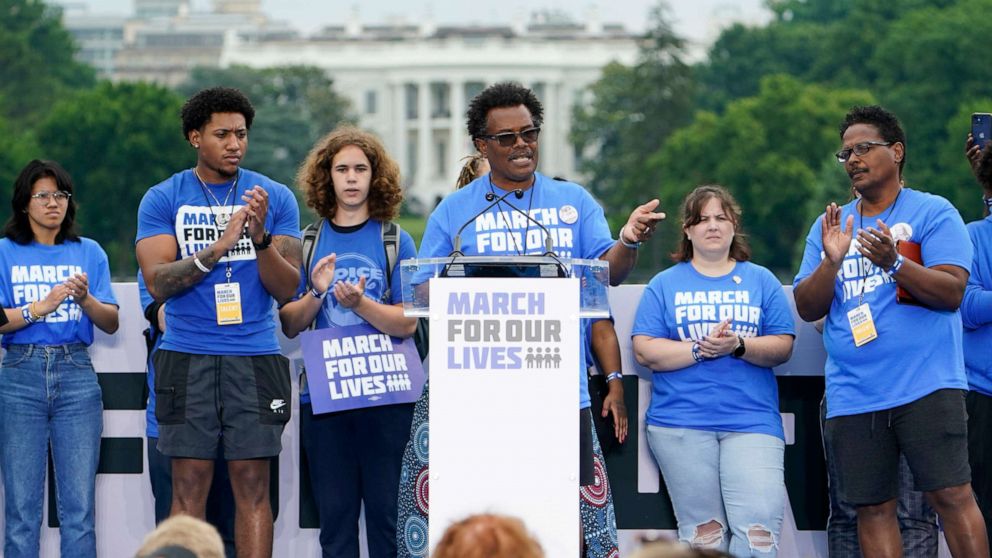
[649,75,874,275]
[35,82,190,276]
[0,113,39,226]
[571,4,695,219]
[0,0,95,124]
[178,65,353,193]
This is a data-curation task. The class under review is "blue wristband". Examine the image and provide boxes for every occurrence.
[21,304,36,324]
[887,253,905,275]
[691,342,704,363]
[606,371,622,383]
[309,287,327,300]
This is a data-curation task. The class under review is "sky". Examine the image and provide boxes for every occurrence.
[73,0,771,51]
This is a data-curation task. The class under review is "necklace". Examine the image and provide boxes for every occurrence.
[193,168,240,228]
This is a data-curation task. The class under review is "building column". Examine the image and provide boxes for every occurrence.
[416,79,432,203]
[448,79,466,186]
[391,81,409,188]
[542,80,560,178]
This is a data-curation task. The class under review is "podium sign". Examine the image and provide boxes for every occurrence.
[428,277,580,557]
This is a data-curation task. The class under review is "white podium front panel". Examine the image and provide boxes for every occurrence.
[428,277,580,557]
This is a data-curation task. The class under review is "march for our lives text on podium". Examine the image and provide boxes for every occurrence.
[299,323,425,414]
[446,290,563,370]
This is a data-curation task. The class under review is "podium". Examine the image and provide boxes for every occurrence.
[401,256,609,557]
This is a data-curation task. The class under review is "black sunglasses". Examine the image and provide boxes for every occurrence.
[478,127,541,147]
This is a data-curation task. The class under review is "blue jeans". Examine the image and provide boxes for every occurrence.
[647,426,785,558]
[0,344,103,558]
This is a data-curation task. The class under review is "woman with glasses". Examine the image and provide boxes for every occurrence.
[632,185,794,557]
[0,159,119,558]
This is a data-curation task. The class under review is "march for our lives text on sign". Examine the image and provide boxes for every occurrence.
[299,323,425,414]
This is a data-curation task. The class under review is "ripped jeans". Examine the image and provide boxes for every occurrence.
[647,426,785,558]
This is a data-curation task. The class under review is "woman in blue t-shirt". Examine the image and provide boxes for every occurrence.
[0,160,119,558]
[279,127,417,558]
[632,185,795,558]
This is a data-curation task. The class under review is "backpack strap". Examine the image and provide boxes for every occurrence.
[301,219,325,292]
[381,221,401,303]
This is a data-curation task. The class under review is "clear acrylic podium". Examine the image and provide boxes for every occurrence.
[401,255,609,557]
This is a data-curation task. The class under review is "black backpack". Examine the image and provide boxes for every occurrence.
[301,219,429,361]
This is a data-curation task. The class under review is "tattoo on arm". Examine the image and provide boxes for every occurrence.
[152,245,222,300]
[272,235,303,269]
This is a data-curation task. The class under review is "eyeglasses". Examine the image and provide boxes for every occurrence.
[479,127,541,147]
[30,191,72,203]
[835,141,892,163]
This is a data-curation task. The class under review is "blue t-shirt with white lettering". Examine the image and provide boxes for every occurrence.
[0,237,117,347]
[135,168,301,355]
[632,261,793,439]
[298,219,416,403]
[418,172,616,409]
[793,188,971,418]
[961,215,992,397]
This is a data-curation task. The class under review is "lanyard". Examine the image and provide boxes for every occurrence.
[855,188,901,305]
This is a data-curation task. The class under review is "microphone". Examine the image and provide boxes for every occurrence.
[496,196,555,255]
[485,190,524,202]
[451,188,524,256]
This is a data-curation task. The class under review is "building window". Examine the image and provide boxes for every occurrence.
[431,83,450,118]
[464,82,485,111]
[532,82,546,103]
[365,90,377,114]
[405,84,419,120]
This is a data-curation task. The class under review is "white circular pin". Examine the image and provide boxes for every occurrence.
[890,222,913,242]
[559,205,578,224]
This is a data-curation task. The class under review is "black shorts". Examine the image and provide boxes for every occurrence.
[580,407,595,486]
[154,350,291,460]
[823,388,971,505]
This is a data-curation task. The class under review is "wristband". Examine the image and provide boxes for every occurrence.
[887,253,905,275]
[606,371,622,383]
[193,254,212,273]
[21,304,36,324]
[985,196,992,212]
[253,231,272,251]
[691,342,704,363]
[309,287,327,300]
[619,225,641,249]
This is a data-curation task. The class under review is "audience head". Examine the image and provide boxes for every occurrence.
[838,105,906,177]
[432,513,544,558]
[134,515,224,558]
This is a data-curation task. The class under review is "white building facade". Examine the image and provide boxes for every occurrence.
[221,24,640,209]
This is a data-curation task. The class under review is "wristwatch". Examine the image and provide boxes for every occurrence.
[732,335,746,358]
[253,231,273,251]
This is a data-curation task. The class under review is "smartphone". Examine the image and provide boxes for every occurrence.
[973,113,992,149]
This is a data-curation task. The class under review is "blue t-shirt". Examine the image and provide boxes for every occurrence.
[135,168,301,355]
[298,219,417,403]
[137,271,164,438]
[961,215,992,397]
[0,237,118,347]
[793,188,971,418]
[418,172,617,409]
[632,261,794,439]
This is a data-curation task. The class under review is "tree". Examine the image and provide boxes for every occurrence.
[178,65,353,196]
[35,81,190,276]
[0,0,95,124]
[648,75,874,276]
[0,111,40,226]
[571,3,696,228]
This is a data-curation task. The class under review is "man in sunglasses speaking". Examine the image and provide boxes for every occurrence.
[413,81,663,555]
[794,105,988,557]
